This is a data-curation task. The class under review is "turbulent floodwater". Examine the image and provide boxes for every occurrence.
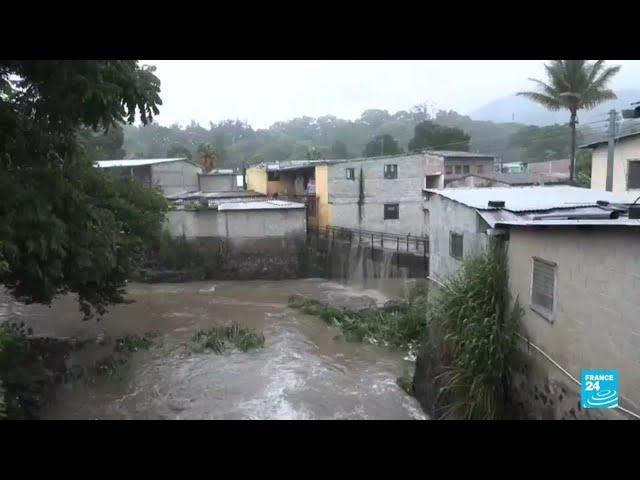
[1,279,426,420]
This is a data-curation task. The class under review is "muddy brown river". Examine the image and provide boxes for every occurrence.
[1,279,426,420]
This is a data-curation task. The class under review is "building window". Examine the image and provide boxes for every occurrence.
[384,203,399,220]
[346,167,355,180]
[267,171,280,181]
[476,214,490,233]
[455,165,462,174]
[445,165,453,175]
[384,164,398,179]
[477,164,484,174]
[463,165,470,174]
[531,258,556,321]
[449,232,463,260]
[627,160,640,189]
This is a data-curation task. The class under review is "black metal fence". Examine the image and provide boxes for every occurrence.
[309,224,428,256]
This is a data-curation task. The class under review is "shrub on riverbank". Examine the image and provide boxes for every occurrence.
[426,244,522,420]
[192,323,265,354]
[288,284,429,352]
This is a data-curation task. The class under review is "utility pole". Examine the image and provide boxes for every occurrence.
[605,109,617,192]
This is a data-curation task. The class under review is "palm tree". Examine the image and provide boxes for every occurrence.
[197,143,219,173]
[518,60,620,183]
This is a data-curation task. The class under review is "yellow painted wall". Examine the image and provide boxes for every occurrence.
[246,167,268,195]
[268,173,295,196]
[315,165,330,228]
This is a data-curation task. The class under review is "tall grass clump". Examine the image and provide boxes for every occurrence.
[192,322,265,354]
[288,283,429,352]
[431,243,522,420]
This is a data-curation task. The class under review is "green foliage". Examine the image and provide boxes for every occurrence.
[0,61,166,318]
[408,120,470,152]
[191,323,265,353]
[362,134,403,157]
[396,375,415,396]
[575,149,592,187]
[304,147,325,160]
[0,322,30,374]
[508,124,581,162]
[518,60,620,114]
[197,143,219,172]
[518,60,621,181]
[146,232,223,279]
[328,140,351,159]
[123,107,537,167]
[114,332,159,353]
[0,322,30,419]
[430,245,522,420]
[77,125,126,161]
[288,284,429,351]
[166,144,193,162]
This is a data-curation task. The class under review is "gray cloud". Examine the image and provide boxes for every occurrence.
[142,60,640,129]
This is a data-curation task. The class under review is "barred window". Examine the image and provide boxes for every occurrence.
[346,167,355,180]
[449,232,463,259]
[463,165,470,174]
[455,165,462,174]
[267,171,280,181]
[531,258,556,319]
[384,203,399,220]
[445,165,453,174]
[384,164,398,179]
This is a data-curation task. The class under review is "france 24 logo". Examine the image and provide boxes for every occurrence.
[581,370,618,409]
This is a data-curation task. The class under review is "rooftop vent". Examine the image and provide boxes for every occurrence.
[629,206,640,219]
[596,200,610,206]
[488,200,505,208]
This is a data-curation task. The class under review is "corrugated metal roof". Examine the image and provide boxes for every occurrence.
[579,130,640,149]
[199,169,235,175]
[97,158,188,168]
[478,206,636,228]
[425,186,629,212]
[425,150,495,158]
[446,172,567,185]
[166,190,264,201]
[495,218,640,227]
[217,200,305,211]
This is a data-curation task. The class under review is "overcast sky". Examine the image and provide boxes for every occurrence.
[143,60,640,129]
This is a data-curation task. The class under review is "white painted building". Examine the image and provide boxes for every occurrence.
[581,130,640,201]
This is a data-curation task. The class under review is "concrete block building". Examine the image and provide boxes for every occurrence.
[423,185,640,419]
[246,150,495,237]
[97,158,201,196]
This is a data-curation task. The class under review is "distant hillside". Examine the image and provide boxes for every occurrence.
[470,89,640,126]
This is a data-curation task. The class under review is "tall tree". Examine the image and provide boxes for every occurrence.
[197,143,219,172]
[362,134,402,157]
[0,60,167,318]
[408,120,470,152]
[517,60,620,183]
[77,124,126,161]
